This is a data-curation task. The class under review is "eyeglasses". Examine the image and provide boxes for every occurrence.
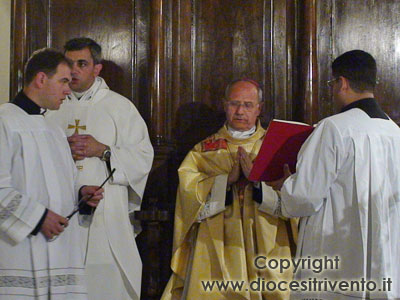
[327,78,339,87]
[327,77,380,88]
[225,100,259,111]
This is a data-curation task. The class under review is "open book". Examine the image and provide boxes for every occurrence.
[249,119,314,181]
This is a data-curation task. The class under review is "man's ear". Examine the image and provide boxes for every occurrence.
[33,72,47,88]
[338,76,349,91]
[94,64,103,77]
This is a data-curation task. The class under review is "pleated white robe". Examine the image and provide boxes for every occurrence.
[262,108,400,300]
[46,77,154,300]
[0,103,86,299]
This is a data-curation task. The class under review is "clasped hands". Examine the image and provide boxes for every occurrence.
[228,146,292,191]
[40,186,104,240]
[67,133,107,161]
[227,146,254,186]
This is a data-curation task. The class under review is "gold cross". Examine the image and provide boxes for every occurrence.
[68,119,86,134]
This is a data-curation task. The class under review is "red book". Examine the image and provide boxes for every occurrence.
[249,119,314,182]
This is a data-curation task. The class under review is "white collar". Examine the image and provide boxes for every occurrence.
[71,77,102,101]
[227,125,256,139]
[72,90,85,99]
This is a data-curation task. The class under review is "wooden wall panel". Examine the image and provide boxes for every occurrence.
[317,0,400,123]
[170,0,298,158]
[315,0,332,122]
[193,0,267,111]
[26,0,48,51]
[134,0,151,124]
[296,0,319,124]
[10,0,27,97]
[50,0,134,103]
[11,0,151,114]
[11,0,48,98]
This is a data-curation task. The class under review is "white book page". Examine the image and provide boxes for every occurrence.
[272,119,311,126]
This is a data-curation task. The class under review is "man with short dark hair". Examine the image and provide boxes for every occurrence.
[162,79,296,300]
[46,38,154,300]
[0,48,103,299]
[264,50,400,299]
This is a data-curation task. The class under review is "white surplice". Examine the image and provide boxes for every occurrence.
[0,103,86,300]
[46,77,154,300]
[262,108,400,300]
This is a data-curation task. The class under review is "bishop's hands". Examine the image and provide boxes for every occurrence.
[228,148,293,191]
[67,134,107,161]
[228,147,254,186]
[228,151,241,185]
[238,147,253,179]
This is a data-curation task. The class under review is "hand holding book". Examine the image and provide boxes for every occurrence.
[266,163,292,190]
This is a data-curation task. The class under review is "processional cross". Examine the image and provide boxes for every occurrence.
[68,119,86,134]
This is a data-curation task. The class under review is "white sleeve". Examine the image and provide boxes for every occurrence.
[107,101,154,201]
[108,154,129,185]
[197,174,228,221]
[0,119,46,244]
[280,119,343,217]
[257,182,281,216]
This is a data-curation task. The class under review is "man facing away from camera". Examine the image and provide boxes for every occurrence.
[264,50,400,299]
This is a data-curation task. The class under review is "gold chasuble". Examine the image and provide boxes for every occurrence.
[162,123,297,300]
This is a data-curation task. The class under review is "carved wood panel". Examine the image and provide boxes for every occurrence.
[169,0,299,158]
[11,0,151,120]
[316,0,400,123]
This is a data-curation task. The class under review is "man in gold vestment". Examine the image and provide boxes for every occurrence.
[161,79,297,300]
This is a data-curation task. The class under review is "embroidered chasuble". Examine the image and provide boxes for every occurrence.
[162,123,297,300]
[46,77,154,300]
[0,100,86,299]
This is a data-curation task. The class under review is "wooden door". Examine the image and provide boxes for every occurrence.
[11,0,151,120]
[317,0,400,123]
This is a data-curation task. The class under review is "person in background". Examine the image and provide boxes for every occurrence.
[46,37,154,300]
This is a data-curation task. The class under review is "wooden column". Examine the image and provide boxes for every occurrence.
[299,0,318,124]
[10,0,27,98]
[133,198,169,299]
[149,0,167,145]
[136,2,174,299]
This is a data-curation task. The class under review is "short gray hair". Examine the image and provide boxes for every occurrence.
[64,37,102,64]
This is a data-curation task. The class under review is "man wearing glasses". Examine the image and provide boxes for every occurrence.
[264,50,400,299]
[162,79,296,300]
